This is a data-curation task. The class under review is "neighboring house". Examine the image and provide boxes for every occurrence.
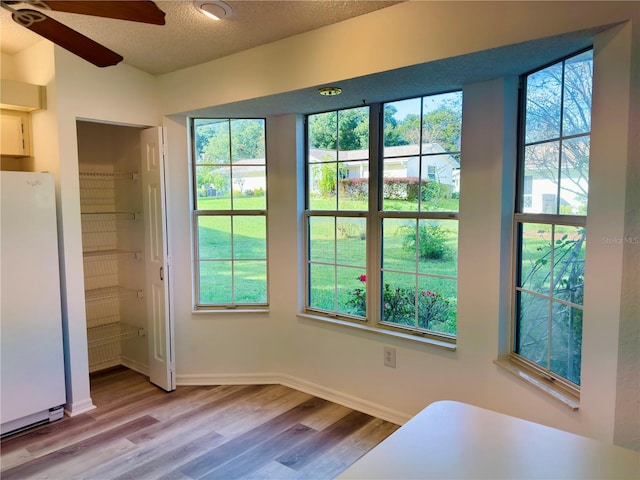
[524,174,588,214]
[200,158,266,196]
[308,143,461,195]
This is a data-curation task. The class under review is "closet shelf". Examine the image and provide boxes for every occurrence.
[79,171,139,180]
[80,211,139,220]
[85,286,143,303]
[83,249,142,262]
[87,322,145,349]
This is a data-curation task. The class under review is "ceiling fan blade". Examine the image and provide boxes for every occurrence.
[12,9,123,67]
[39,1,165,25]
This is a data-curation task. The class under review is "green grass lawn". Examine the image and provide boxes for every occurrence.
[197,193,461,320]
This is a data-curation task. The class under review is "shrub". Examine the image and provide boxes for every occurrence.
[346,279,456,334]
[402,223,451,260]
[339,177,368,200]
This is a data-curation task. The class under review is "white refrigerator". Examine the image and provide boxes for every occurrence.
[1,171,66,436]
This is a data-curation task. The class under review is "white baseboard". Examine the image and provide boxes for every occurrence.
[177,372,281,386]
[176,372,410,426]
[64,398,96,417]
[120,357,150,377]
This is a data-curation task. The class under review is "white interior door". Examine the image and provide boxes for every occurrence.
[141,126,175,391]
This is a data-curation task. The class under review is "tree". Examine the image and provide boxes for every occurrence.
[198,119,265,164]
[309,107,368,151]
[517,51,592,386]
[423,107,462,152]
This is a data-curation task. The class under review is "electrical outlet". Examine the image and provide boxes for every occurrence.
[384,346,396,368]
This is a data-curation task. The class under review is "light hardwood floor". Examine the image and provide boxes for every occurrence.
[1,366,399,479]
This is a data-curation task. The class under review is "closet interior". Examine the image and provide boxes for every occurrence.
[77,120,149,374]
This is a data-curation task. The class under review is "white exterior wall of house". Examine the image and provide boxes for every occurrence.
[4,1,637,451]
[525,176,590,214]
[309,144,459,196]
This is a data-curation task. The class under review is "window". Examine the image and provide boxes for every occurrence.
[305,91,462,340]
[381,93,461,336]
[513,50,592,390]
[306,107,369,316]
[192,119,268,308]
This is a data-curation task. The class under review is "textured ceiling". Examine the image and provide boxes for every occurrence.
[0,0,401,75]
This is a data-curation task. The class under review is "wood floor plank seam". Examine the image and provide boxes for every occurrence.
[0,367,399,480]
[90,429,226,480]
[200,423,316,480]
[1,415,159,480]
[275,410,374,470]
[177,397,331,479]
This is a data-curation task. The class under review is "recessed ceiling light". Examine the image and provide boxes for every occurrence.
[318,87,342,97]
[194,0,232,20]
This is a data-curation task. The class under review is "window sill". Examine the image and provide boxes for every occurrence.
[192,308,270,315]
[494,357,579,410]
[297,312,456,351]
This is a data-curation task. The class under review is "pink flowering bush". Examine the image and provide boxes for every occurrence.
[346,275,456,334]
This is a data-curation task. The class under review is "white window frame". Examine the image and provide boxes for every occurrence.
[191,118,269,311]
[304,92,462,345]
[511,49,592,395]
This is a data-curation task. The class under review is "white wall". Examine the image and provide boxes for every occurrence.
[157,1,639,448]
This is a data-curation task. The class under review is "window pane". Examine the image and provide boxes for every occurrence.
[336,217,366,267]
[382,218,416,273]
[422,91,462,152]
[344,273,367,318]
[525,63,562,144]
[194,119,229,164]
[195,166,230,210]
[199,260,232,304]
[309,111,337,151]
[382,157,419,212]
[552,226,586,305]
[338,161,368,210]
[337,266,366,317]
[517,291,550,370]
[550,301,582,385]
[518,223,552,294]
[308,162,337,211]
[234,260,267,303]
[416,219,458,277]
[198,216,231,259]
[338,107,369,158]
[384,98,421,156]
[309,216,335,263]
[381,271,416,328]
[231,165,266,209]
[309,263,335,311]
[523,141,560,214]
[562,51,593,137]
[230,119,265,163]
[419,154,460,212]
[417,276,457,335]
[309,147,337,164]
[232,216,266,260]
[560,136,589,215]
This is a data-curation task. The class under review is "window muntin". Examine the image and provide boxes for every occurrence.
[306,107,369,317]
[382,92,462,213]
[305,91,461,340]
[192,118,268,307]
[514,50,592,388]
[380,92,461,336]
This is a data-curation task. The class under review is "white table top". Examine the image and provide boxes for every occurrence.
[338,400,640,479]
